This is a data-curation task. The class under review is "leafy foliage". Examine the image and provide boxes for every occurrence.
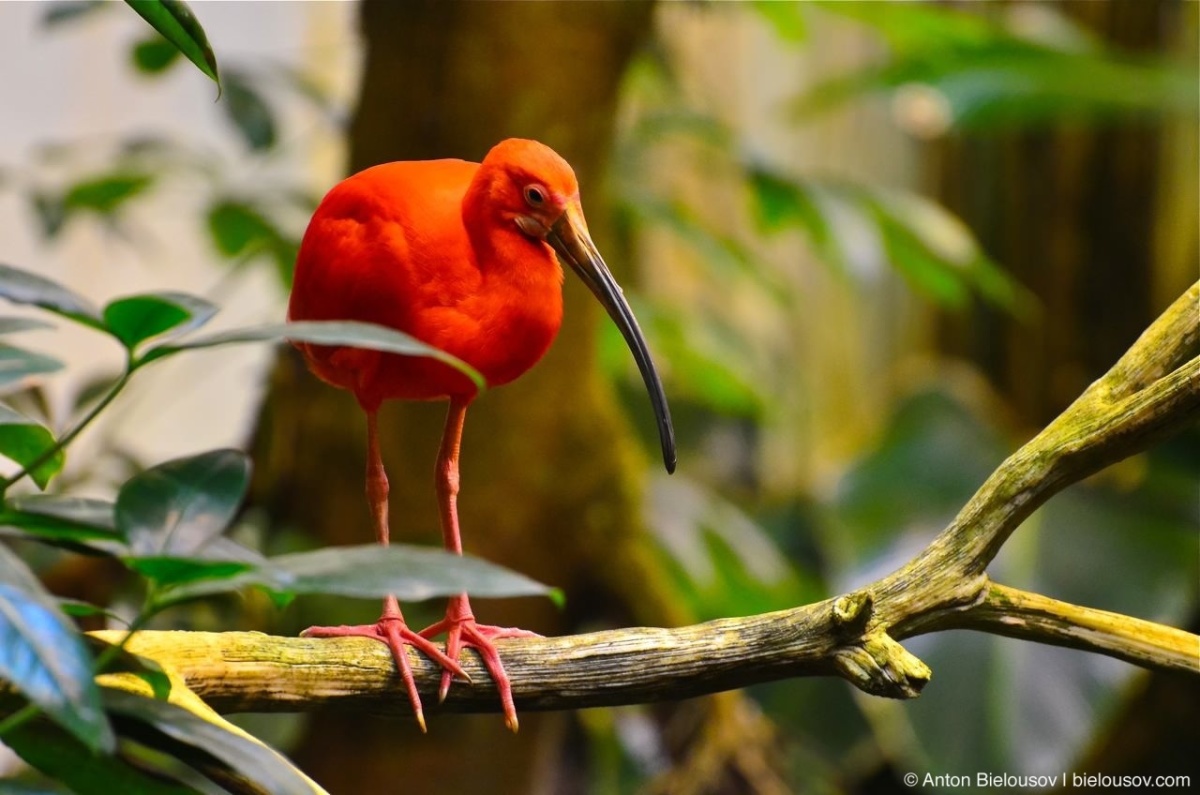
[802,2,1198,128]
[0,544,113,754]
[0,262,540,792]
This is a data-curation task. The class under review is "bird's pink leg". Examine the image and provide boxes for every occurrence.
[419,397,539,733]
[301,408,466,733]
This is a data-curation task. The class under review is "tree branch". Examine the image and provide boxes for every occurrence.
[943,581,1200,674]
[91,283,1200,722]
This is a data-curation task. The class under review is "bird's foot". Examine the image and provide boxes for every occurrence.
[302,610,469,733]
[419,595,540,733]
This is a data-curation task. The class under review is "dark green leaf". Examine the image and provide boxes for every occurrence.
[125,556,255,586]
[116,449,250,557]
[2,717,195,795]
[63,172,154,216]
[0,544,113,753]
[747,168,829,242]
[0,263,104,329]
[867,188,1032,313]
[0,404,63,490]
[57,598,126,624]
[123,0,219,85]
[31,193,67,240]
[0,345,64,393]
[870,201,972,309]
[223,69,276,151]
[0,495,123,556]
[102,689,317,795]
[102,291,218,349]
[0,778,73,794]
[207,199,281,258]
[42,0,110,27]
[156,543,555,608]
[139,320,487,391]
[131,35,181,74]
[8,494,117,532]
[0,318,55,335]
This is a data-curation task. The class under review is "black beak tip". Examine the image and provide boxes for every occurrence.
[665,455,677,475]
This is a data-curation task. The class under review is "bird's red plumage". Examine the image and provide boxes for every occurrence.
[289,140,574,409]
[288,139,673,732]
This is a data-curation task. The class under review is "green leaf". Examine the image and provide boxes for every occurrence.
[31,193,67,240]
[42,0,111,28]
[102,291,218,349]
[0,263,103,329]
[126,536,266,587]
[125,556,255,586]
[156,543,556,608]
[0,544,113,753]
[0,495,123,556]
[2,717,195,795]
[0,494,124,555]
[8,494,117,532]
[797,4,1197,128]
[206,199,284,258]
[747,167,829,240]
[820,1,1005,55]
[223,69,276,151]
[139,320,487,391]
[0,317,55,335]
[131,34,181,74]
[116,449,250,558]
[0,344,63,393]
[57,598,126,624]
[867,187,1032,313]
[63,172,154,216]
[102,689,320,795]
[752,0,807,44]
[0,404,63,490]
[123,0,219,86]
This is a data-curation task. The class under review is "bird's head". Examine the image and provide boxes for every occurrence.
[481,138,677,474]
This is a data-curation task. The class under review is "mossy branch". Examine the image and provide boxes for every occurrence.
[93,283,1200,722]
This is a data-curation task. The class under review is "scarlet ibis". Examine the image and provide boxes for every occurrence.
[288,138,675,732]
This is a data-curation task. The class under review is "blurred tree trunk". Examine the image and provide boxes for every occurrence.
[247,2,777,793]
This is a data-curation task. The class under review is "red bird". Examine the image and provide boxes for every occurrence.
[288,138,675,732]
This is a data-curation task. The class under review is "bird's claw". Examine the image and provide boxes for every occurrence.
[421,610,540,733]
[302,616,471,732]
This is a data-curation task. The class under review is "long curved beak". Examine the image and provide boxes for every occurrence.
[547,203,676,474]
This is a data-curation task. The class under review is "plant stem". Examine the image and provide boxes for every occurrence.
[0,360,134,494]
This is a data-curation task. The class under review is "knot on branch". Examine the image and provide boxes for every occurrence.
[833,633,930,699]
[831,591,874,635]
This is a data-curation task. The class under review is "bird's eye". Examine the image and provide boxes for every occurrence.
[523,185,546,207]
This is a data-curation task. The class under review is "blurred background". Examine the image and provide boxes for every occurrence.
[0,1,1196,793]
